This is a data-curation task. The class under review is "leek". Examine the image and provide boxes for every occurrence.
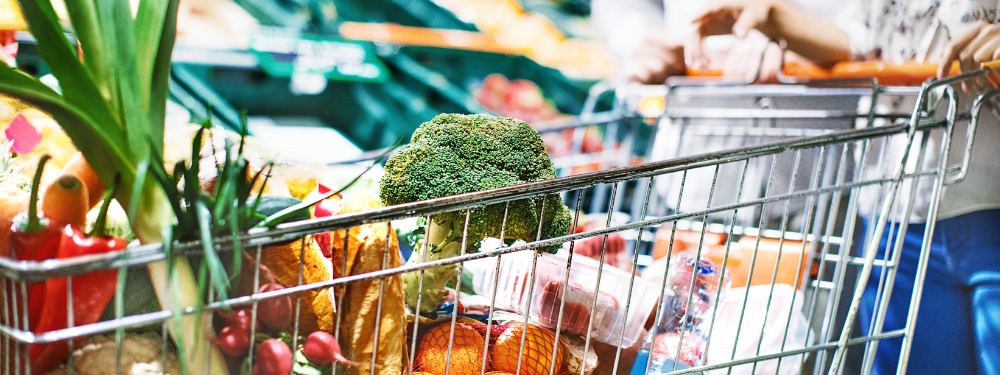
[0,0,227,374]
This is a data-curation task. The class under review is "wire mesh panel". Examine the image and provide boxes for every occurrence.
[0,70,995,375]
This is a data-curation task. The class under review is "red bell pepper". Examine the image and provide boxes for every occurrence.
[29,225,126,375]
[8,155,59,330]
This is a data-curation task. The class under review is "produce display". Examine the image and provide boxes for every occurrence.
[473,74,626,175]
[430,0,613,78]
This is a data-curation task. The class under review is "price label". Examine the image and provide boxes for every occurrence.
[249,28,389,83]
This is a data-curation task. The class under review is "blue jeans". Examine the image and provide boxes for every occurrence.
[859,209,1000,375]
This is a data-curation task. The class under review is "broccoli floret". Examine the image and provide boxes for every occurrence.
[380,113,572,312]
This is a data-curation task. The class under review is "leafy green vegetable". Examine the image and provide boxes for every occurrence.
[380,113,572,312]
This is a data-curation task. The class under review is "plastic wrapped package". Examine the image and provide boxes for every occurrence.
[649,253,731,370]
[465,250,658,347]
[705,284,812,375]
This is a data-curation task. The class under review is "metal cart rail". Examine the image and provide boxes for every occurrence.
[0,67,996,375]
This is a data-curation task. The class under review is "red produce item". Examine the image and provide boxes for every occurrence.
[257,282,292,330]
[303,331,356,365]
[30,225,127,375]
[220,308,255,331]
[217,325,251,357]
[652,332,705,367]
[253,339,293,375]
[534,276,619,337]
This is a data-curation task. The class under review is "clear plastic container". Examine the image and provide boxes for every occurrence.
[466,250,659,347]
[649,253,731,369]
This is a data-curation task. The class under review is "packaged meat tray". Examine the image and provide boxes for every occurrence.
[466,250,659,347]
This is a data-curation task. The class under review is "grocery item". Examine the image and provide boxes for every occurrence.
[330,194,407,375]
[303,331,356,366]
[490,322,564,375]
[649,253,731,369]
[415,323,487,375]
[467,250,658,347]
[253,339,293,375]
[44,333,181,375]
[0,139,27,256]
[38,174,89,229]
[256,282,293,330]
[7,156,60,328]
[558,334,598,375]
[571,217,630,271]
[259,234,331,333]
[2,3,231,373]
[60,152,105,210]
[31,225,129,375]
[216,325,251,357]
[380,113,571,313]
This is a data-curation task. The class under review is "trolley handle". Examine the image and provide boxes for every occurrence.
[685,60,1000,86]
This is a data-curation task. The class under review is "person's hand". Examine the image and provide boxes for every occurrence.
[689,0,780,68]
[623,30,686,84]
[939,21,1000,77]
[722,38,783,83]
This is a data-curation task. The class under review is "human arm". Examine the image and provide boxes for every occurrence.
[938,21,1000,77]
[592,0,688,83]
[591,0,666,64]
[690,0,852,68]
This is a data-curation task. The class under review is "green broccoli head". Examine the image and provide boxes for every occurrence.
[380,113,571,252]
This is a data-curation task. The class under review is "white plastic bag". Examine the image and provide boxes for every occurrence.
[706,284,813,375]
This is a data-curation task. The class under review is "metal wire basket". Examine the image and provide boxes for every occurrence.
[1,66,997,375]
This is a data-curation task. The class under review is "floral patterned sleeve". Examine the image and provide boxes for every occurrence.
[833,0,874,61]
[836,0,1000,64]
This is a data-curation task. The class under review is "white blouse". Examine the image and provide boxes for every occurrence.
[837,0,1000,222]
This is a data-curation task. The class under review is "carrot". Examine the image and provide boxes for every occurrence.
[61,152,105,210]
[39,175,89,229]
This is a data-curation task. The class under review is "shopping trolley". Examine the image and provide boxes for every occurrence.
[0,63,997,375]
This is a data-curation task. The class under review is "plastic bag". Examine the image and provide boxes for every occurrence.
[706,284,812,375]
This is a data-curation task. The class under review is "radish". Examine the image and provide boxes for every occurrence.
[257,283,292,330]
[216,324,251,357]
[253,339,293,375]
[302,331,357,365]
[221,308,255,331]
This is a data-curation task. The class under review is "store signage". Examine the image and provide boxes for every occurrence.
[249,28,389,83]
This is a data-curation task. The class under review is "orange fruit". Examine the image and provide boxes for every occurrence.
[415,323,487,375]
[486,372,516,375]
[489,323,564,375]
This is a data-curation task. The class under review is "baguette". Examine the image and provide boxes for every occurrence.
[326,194,406,375]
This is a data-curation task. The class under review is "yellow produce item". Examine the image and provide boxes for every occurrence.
[0,188,27,257]
[329,194,406,375]
[0,0,25,30]
[259,236,333,333]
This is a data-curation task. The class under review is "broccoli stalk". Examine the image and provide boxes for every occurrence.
[381,114,573,313]
[402,218,463,313]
